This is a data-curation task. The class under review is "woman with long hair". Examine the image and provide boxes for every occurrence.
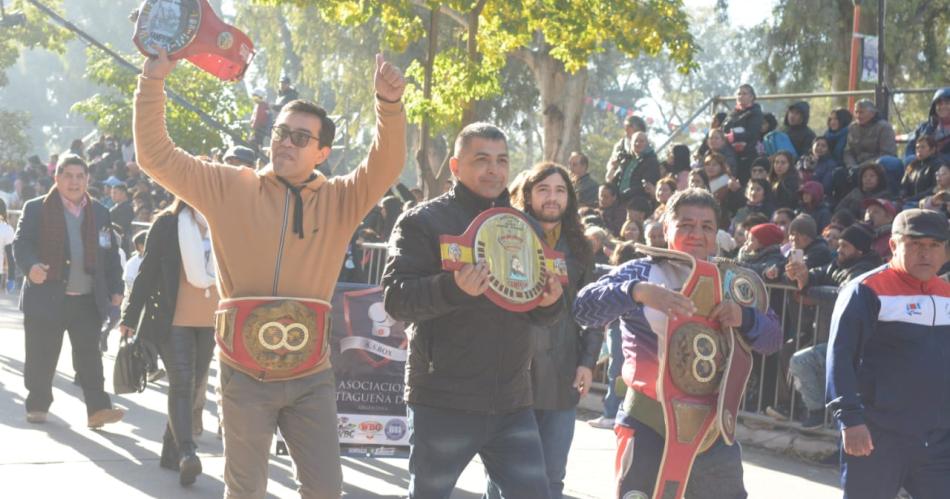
[493,162,599,499]
[119,198,218,486]
[769,150,801,210]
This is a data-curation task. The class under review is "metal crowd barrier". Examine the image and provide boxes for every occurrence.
[360,244,837,433]
[743,282,836,435]
[360,242,389,285]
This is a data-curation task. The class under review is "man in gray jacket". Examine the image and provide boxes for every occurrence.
[843,100,903,195]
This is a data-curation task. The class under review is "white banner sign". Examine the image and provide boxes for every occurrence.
[340,336,408,362]
[861,35,879,82]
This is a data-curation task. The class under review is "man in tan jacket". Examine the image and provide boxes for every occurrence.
[134,48,406,498]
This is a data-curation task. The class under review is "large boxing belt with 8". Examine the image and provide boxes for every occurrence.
[215,297,331,381]
[633,245,763,499]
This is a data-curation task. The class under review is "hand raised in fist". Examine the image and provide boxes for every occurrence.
[142,46,178,81]
[374,53,406,103]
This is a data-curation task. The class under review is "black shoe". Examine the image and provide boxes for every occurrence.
[179,453,202,486]
[801,410,825,430]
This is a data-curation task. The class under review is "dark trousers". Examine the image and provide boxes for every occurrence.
[407,404,550,499]
[158,326,215,458]
[485,407,577,499]
[23,294,110,416]
[841,426,950,499]
[616,418,747,499]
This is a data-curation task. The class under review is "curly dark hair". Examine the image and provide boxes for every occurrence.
[513,162,593,267]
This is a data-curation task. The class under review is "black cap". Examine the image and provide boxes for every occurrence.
[891,209,949,241]
[224,146,257,167]
[840,224,873,254]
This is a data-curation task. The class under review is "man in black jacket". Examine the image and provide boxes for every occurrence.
[382,123,563,499]
[783,224,882,428]
[13,155,125,428]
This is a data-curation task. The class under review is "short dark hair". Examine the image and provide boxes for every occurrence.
[624,116,647,132]
[280,99,336,149]
[55,154,88,176]
[600,182,620,198]
[454,122,507,156]
[663,188,721,228]
[571,151,589,168]
[773,207,796,221]
[112,184,129,195]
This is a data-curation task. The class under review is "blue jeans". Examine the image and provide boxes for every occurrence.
[789,343,827,412]
[408,404,550,499]
[603,321,625,419]
[485,408,576,499]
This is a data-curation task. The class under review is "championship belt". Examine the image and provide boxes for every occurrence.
[215,297,331,381]
[714,260,764,445]
[439,207,568,312]
[632,245,763,499]
[132,0,255,81]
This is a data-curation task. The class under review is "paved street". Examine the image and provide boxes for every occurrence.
[0,295,842,498]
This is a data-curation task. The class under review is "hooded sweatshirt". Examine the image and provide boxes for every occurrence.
[782,101,816,158]
[133,76,407,378]
[904,87,950,164]
[798,181,831,232]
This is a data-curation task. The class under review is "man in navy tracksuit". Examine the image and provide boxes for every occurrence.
[826,209,950,499]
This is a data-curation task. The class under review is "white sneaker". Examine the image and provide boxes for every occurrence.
[587,416,615,429]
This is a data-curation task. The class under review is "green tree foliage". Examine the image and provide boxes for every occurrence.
[755,0,950,127]
[254,1,696,156]
[0,0,71,87]
[0,109,31,168]
[71,48,252,154]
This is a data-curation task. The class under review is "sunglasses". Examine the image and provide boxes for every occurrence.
[271,125,319,148]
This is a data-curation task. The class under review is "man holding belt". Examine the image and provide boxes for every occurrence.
[134,48,406,498]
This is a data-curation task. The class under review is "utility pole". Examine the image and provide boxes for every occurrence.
[848,0,862,112]
[875,0,888,119]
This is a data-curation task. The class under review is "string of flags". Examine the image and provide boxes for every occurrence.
[584,96,702,134]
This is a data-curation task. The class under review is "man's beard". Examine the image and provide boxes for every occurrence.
[533,203,565,223]
[838,253,858,268]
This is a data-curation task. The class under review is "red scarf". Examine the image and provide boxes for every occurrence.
[39,186,97,282]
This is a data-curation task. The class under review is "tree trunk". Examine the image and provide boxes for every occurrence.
[416,7,440,199]
[522,43,588,166]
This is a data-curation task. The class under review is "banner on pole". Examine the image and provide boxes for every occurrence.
[861,35,879,83]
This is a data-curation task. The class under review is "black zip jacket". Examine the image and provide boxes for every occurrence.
[382,183,563,414]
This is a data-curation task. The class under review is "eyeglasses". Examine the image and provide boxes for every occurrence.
[271,125,318,148]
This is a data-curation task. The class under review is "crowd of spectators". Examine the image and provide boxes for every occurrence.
[573,86,950,429]
[3,85,947,430]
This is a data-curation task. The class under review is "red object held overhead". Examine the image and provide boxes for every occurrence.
[133,0,254,81]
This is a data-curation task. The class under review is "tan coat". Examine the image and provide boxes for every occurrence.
[133,76,406,376]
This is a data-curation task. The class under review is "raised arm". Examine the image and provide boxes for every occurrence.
[133,48,236,213]
[332,54,408,229]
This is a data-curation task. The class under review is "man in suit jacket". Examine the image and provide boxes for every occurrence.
[13,155,125,428]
